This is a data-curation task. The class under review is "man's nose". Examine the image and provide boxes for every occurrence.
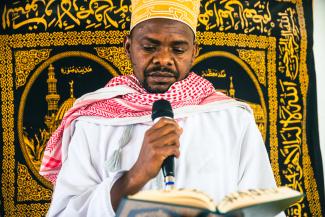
[152,48,173,66]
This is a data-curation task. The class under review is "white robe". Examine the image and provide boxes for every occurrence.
[47,104,282,217]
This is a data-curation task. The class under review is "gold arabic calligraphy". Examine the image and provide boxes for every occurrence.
[201,69,227,78]
[278,6,305,216]
[2,0,130,31]
[278,8,300,80]
[2,0,274,34]
[198,0,275,35]
[61,65,93,74]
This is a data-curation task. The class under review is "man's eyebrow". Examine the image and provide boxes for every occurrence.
[171,40,190,46]
[141,37,161,44]
[140,37,191,46]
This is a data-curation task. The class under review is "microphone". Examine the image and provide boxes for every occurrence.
[152,99,175,190]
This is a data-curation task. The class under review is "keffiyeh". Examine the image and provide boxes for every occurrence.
[40,72,230,183]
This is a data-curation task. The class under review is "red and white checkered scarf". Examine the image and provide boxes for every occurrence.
[40,72,231,183]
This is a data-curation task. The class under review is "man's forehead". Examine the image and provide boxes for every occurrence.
[130,18,195,40]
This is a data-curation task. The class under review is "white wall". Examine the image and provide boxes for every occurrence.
[313,0,325,187]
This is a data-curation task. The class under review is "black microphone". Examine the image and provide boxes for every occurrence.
[152,99,175,190]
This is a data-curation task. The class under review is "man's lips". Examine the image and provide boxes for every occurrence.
[147,71,176,81]
[146,71,177,84]
[147,75,176,84]
[146,71,176,77]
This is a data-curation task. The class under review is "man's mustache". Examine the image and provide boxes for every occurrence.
[144,67,179,78]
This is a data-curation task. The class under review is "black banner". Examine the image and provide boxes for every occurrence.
[0,0,323,216]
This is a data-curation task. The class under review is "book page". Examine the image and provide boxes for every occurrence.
[128,189,217,211]
[217,187,303,213]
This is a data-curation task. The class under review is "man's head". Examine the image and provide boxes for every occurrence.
[125,19,198,93]
[125,0,200,93]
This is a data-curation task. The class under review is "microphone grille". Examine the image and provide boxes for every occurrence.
[151,99,174,120]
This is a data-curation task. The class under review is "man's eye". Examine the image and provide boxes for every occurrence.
[143,46,156,52]
[173,47,185,54]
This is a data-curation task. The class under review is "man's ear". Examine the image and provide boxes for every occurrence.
[192,42,199,62]
[124,35,131,59]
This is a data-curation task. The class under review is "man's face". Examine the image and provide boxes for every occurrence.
[124,18,198,93]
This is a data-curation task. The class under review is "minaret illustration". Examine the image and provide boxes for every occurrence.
[44,64,60,134]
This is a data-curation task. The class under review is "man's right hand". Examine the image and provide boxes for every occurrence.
[110,118,183,211]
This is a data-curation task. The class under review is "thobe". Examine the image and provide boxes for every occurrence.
[47,104,281,217]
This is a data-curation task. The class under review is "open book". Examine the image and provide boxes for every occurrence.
[116,187,303,217]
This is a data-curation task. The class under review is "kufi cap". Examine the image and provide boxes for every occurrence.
[130,0,201,34]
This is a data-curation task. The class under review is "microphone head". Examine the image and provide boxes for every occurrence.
[151,99,174,120]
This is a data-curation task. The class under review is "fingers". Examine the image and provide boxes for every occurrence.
[132,119,182,181]
[152,118,182,131]
[146,144,180,162]
[143,122,182,157]
[148,131,181,148]
[147,118,183,140]
[145,130,181,160]
[158,145,180,159]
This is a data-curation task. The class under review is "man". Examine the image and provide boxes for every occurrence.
[41,0,280,216]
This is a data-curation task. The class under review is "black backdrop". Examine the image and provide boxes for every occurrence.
[0,0,324,216]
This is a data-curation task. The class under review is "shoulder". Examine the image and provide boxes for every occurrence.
[220,101,254,122]
[68,118,130,155]
[71,117,119,138]
[204,104,254,127]
[74,117,105,130]
[191,100,257,137]
[200,99,254,122]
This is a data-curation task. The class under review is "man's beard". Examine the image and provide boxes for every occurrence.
[142,66,180,93]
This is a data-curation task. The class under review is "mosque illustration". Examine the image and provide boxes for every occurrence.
[44,64,76,135]
[23,65,266,171]
[23,64,76,171]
